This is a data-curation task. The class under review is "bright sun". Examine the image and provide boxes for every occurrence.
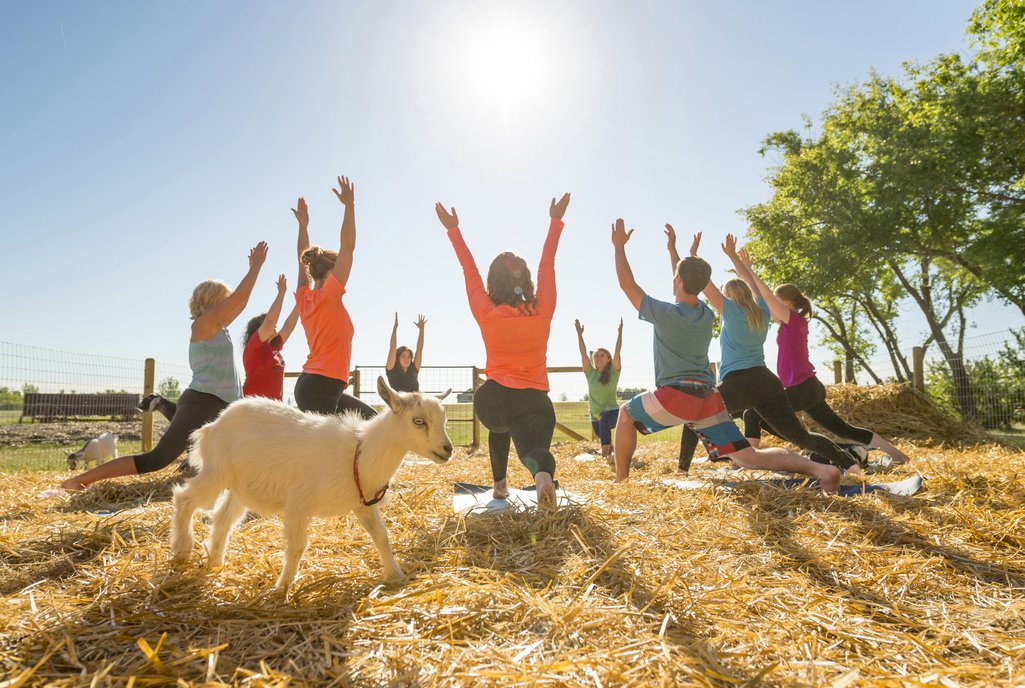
[460,14,550,123]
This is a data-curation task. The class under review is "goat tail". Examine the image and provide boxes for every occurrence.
[186,425,208,472]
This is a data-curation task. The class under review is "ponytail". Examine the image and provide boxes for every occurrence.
[775,283,812,318]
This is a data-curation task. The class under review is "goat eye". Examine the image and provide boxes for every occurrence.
[413,418,426,426]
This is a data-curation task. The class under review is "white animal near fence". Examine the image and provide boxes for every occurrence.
[169,377,453,592]
[65,432,118,470]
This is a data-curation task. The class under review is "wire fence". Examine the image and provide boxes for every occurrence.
[0,342,191,472]
[4,327,1021,471]
[849,328,1025,433]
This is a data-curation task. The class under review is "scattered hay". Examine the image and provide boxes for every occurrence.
[1,439,1024,686]
[820,384,992,445]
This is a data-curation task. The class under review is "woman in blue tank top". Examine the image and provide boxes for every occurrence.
[61,242,268,491]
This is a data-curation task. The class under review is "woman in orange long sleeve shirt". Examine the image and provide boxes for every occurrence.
[435,193,571,506]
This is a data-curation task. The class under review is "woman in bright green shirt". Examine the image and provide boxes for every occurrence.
[575,318,623,459]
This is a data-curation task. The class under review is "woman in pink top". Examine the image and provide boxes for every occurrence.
[435,193,571,506]
[738,255,909,464]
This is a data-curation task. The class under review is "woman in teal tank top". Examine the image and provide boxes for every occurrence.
[61,242,268,492]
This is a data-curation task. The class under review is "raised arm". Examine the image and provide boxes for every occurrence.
[535,193,570,316]
[574,319,592,371]
[256,274,288,343]
[293,197,310,289]
[739,248,791,324]
[689,232,725,312]
[278,303,300,345]
[437,203,492,320]
[331,175,356,288]
[613,317,623,370]
[612,219,645,311]
[386,313,399,369]
[721,233,758,294]
[193,241,268,340]
[664,224,682,275]
[413,314,426,369]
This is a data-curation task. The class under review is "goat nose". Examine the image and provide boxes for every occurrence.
[443,443,453,455]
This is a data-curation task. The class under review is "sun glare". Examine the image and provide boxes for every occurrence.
[460,15,549,124]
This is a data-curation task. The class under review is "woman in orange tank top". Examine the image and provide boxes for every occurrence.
[435,193,571,507]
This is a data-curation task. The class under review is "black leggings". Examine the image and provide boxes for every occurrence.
[743,375,874,445]
[133,389,227,474]
[295,372,376,420]
[473,379,556,481]
[678,366,856,470]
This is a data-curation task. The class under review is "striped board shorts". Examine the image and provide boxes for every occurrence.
[626,381,750,460]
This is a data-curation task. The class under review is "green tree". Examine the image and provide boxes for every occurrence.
[158,377,182,400]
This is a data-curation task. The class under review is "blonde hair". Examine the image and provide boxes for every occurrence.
[189,280,231,320]
[722,279,766,333]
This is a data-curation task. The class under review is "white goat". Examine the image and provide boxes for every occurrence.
[169,376,453,591]
[66,432,117,470]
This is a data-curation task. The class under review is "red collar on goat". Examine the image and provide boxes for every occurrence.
[353,439,389,507]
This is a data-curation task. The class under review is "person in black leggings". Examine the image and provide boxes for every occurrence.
[473,380,557,481]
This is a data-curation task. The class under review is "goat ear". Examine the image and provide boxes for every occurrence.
[436,388,452,401]
[377,376,405,413]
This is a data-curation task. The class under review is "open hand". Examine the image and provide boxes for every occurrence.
[738,247,753,267]
[332,176,355,206]
[393,312,399,330]
[664,223,677,249]
[415,314,427,330]
[690,231,702,257]
[249,241,269,270]
[574,319,584,335]
[291,197,308,227]
[435,203,459,230]
[611,219,634,247]
[550,193,571,220]
[618,317,623,333]
[721,233,738,258]
[276,274,287,293]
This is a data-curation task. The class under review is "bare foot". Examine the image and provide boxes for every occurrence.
[60,477,86,492]
[844,464,865,479]
[493,480,508,500]
[818,466,841,494]
[535,472,556,508]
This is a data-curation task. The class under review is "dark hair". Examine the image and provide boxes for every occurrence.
[775,284,813,318]
[676,256,712,295]
[301,246,338,282]
[243,313,267,348]
[486,252,536,310]
[593,347,613,385]
[395,345,413,368]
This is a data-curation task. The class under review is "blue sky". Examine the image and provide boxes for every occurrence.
[2,0,1019,398]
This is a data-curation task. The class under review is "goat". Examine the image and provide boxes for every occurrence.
[169,376,453,591]
[66,432,118,470]
[139,393,176,421]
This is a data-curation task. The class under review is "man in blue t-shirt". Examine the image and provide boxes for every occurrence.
[610,219,841,492]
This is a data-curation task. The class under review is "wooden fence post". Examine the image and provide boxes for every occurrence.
[710,361,718,382]
[351,369,361,398]
[141,358,155,452]
[471,366,482,448]
[833,360,842,384]
[912,346,925,392]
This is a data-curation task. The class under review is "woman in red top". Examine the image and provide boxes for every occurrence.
[435,193,571,506]
[242,274,301,400]
[292,176,375,419]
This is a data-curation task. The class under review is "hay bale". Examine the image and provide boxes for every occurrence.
[818,383,992,445]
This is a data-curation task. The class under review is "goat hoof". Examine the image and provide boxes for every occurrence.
[383,568,407,584]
